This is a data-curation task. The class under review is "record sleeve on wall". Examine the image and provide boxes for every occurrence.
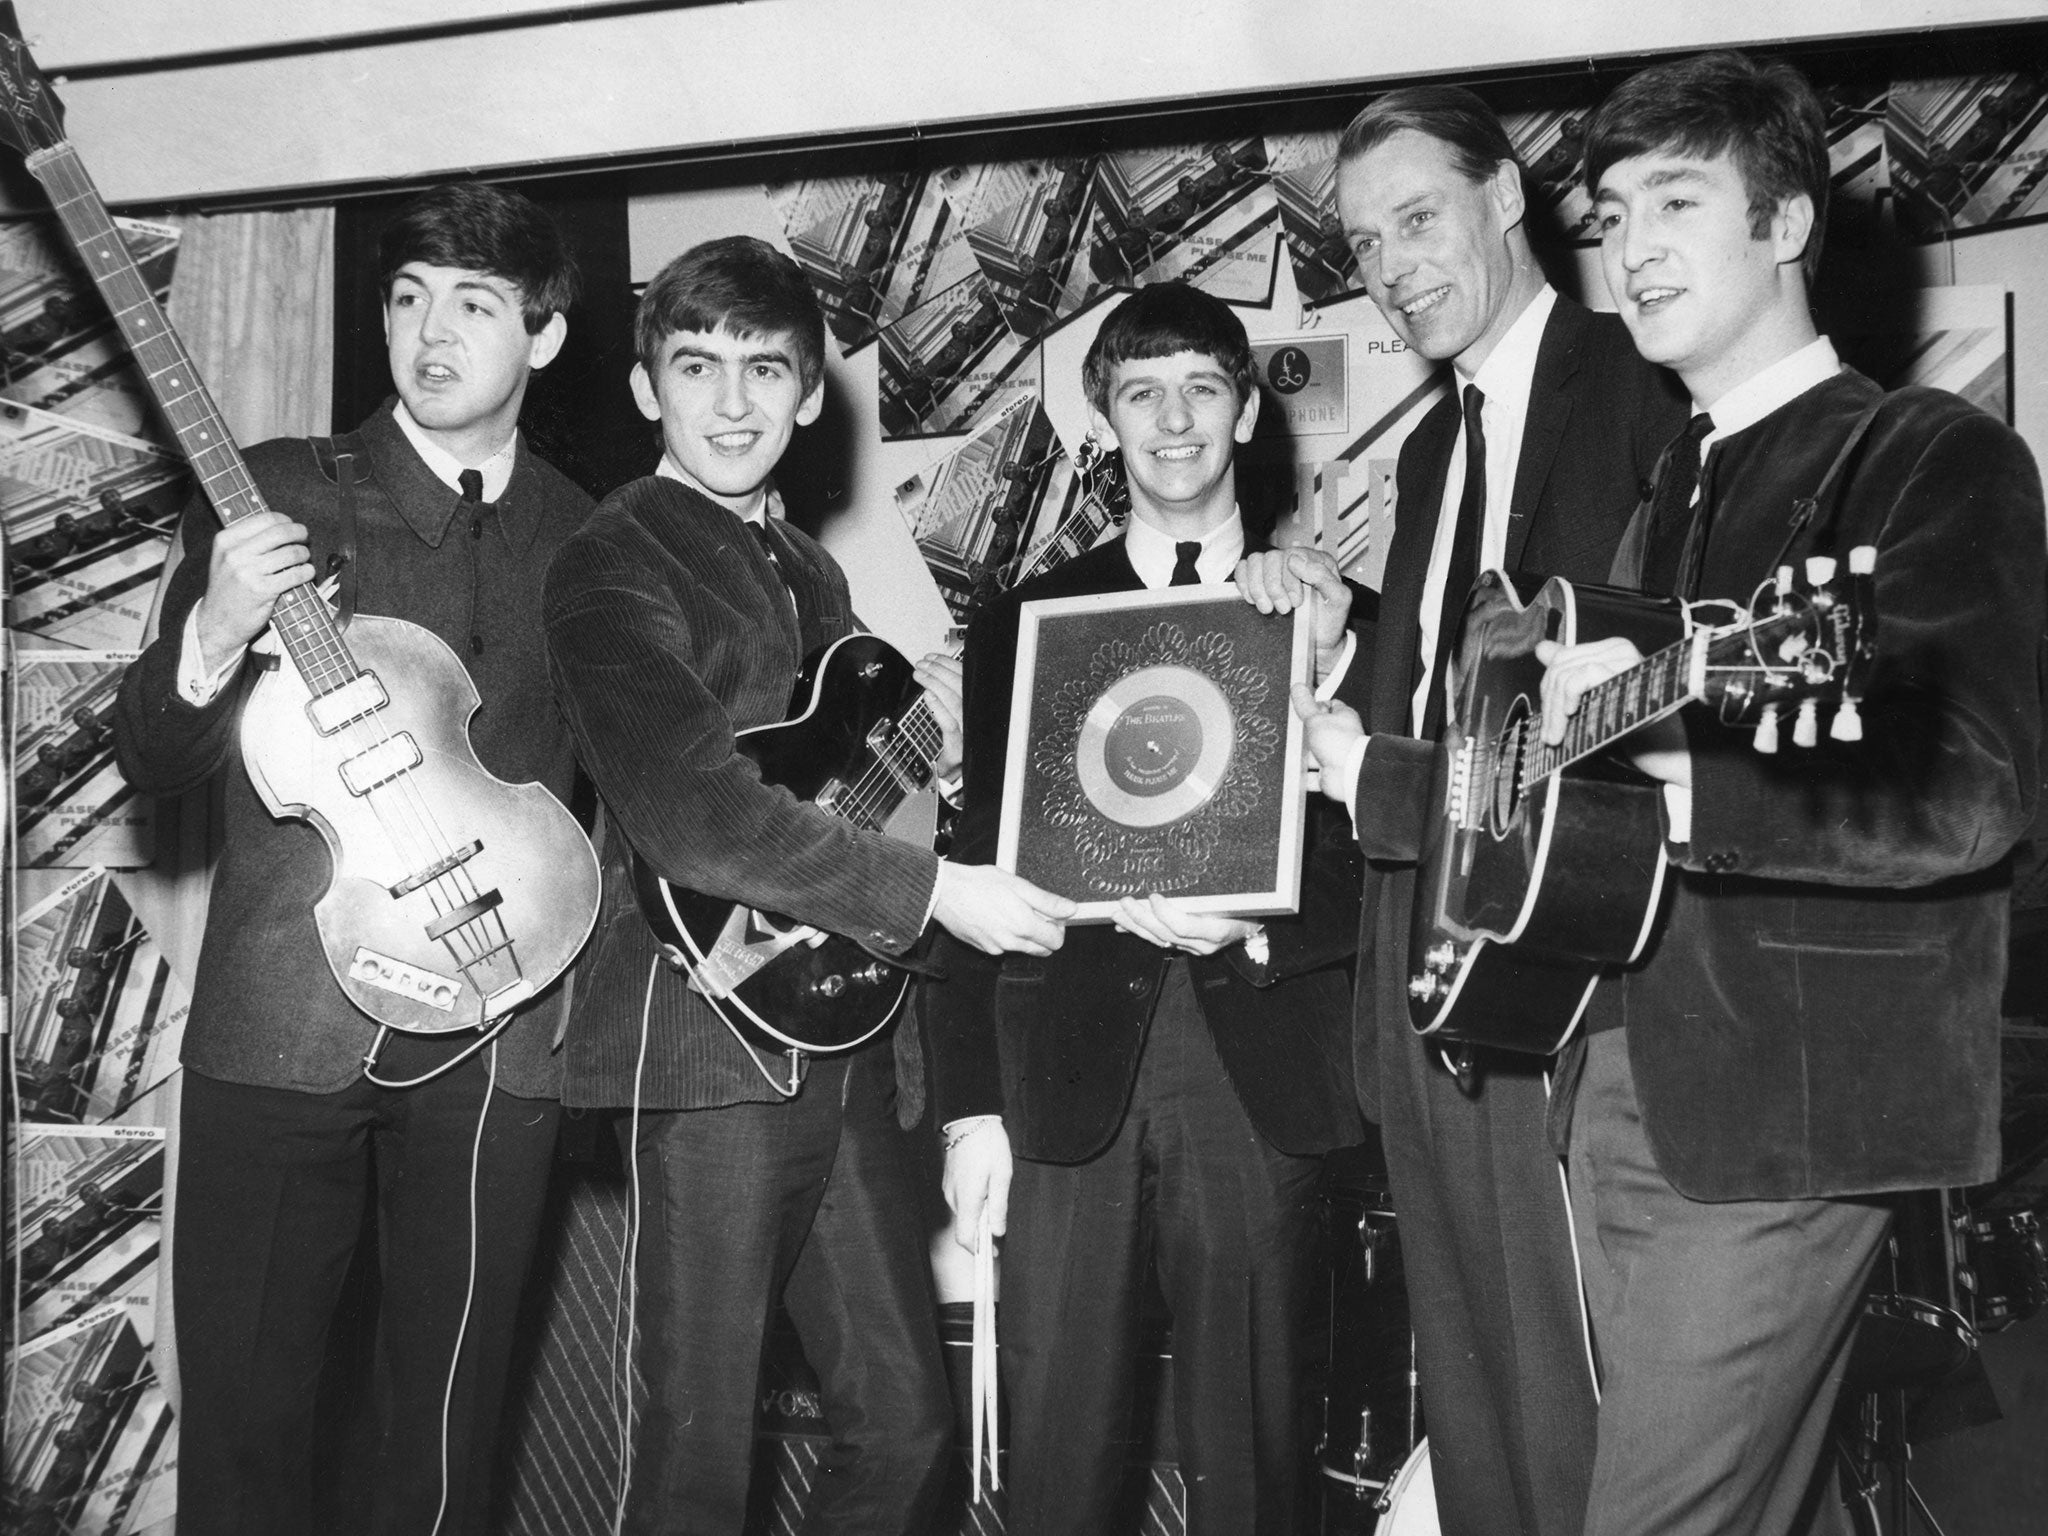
[13,650,150,871]
[0,215,180,440]
[5,1303,176,1536]
[1,404,183,652]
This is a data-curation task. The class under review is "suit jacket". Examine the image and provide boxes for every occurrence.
[922,528,1371,1163]
[542,476,939,1112]
[1348,298,1690,1112]
[111,402,591,1098]
[1589,369,2045,1200]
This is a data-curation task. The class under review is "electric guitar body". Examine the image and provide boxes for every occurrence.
[633,633,942,1055]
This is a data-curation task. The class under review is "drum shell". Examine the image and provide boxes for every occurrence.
[1317,1185,1422,1524]
[1963,1207,2048,1331]
[1846,1188,1977,1391]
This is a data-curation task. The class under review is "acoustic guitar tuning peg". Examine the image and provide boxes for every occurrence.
[1848,545,1877,574]
[1755,703,1781,753]
[1804,555,1837,587]
[1829,697,1864,743]
[1793,697,1820,748]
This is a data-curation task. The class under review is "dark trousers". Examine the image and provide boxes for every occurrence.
[1001,961,1322,1536]
[618,1045,950,1536]
[174,1058,561,1536]
[1568,1029,1891,1536]
[1375,1021,1597,1536]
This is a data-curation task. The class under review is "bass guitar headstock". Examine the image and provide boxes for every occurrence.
[1702,544,1879,752]
[0,4,65,160]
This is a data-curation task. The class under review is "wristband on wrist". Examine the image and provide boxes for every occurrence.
[942,1116,998,1153]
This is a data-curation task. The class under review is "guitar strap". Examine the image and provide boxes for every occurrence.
[1762,394,1888,579]
[313,432,371,632]
[1612,393,1889,590]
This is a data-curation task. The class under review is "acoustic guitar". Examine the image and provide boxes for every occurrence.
[0,18,600,1035]
[1407,553,1877,1054]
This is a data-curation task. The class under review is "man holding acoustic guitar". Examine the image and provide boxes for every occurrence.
[541,236,1074,1535]
[113,183,597,1536]
[1535,53,2042,1534]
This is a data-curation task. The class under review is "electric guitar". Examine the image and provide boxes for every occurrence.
[0,19,600,1035]
[633,633,945,1055]
[1407,551,1878,1055]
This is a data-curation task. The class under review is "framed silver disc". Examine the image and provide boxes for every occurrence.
[1073,664,1235,827]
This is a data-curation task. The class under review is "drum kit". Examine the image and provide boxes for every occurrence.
[1315,1149,1436,1535]
[1837,1183,2048,1535]
[1312,1144,2048,1536]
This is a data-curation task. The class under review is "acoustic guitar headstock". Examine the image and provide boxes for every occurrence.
[1705,545,1880,752]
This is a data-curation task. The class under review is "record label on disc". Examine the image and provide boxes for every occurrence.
[1075,664,1235,827]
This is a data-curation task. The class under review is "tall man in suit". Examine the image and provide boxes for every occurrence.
[1535,51,2044,1534]
[113,184,592,1536]
[542,236,1073,1535]
[927,283,1369,1536]
[1246,86,1686,1536]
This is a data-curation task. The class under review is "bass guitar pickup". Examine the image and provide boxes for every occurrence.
[339,732,423,795]
[307,673,390,734]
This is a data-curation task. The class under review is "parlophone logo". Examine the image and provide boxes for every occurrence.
[1266,345,1312,394]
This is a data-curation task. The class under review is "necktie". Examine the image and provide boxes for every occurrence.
[1427,383,1487,714]
[1170,541,1203,586]
[458,468,488,656]
[1641,412,1716,597]
[749,519,782,575]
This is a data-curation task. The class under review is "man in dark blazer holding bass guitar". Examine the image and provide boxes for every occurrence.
[1248,88,1687,1536]
[1533,53,2045,1533]
[926,284,1370,1536]
[113,185,594,1536]
[542,237,1074,1535]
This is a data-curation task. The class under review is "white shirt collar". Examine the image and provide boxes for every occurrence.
[1122,510,1245,589]
[1698,336,1841,454]
[656,455,781,526]
[1464,284,1557,414]
[392,400,518,500]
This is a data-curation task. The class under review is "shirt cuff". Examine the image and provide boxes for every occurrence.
[1339,734,1370,827]
[1315,631,1357,698]
[176,605,245,707]
[1663,784,1693,846]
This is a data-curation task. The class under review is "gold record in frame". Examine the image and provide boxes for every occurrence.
[1074,664,1235,828]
